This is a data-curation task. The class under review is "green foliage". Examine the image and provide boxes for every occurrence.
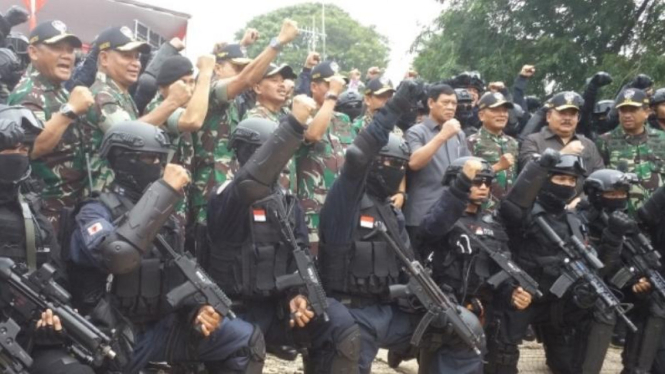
[413,0,665,98]
[235,3,390,75]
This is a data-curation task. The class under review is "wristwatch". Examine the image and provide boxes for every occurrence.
[269,37,283,52]
[324,92,339,101]
[58,103,78,120]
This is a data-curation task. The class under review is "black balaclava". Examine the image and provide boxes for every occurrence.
[537,177,576,212]
[110,150,165,201]
[367,157,405,201]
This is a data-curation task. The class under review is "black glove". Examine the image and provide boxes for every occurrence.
[572,283,598,309]
[389,79,424,113]
[590,72,613,87]
[538,148,560,168]
[630,74,653,91]
[32,324,66,348]
[4,6,28,27]
[607,210,635,237]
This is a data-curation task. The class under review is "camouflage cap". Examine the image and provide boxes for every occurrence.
[478,92,514,110]
[29,20,82,48]
[365,77,395,96]
[616,88,649,109]
[215,43,251,65]
[311,61,349,83]
[263,63,296,80]
[546,91,584,111]
[96,26,150,54]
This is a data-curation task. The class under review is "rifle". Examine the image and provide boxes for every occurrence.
[534,216,637,332]
[373,221,484,355]
[272,208,329,322]
[454,222,543,298]
[154,235,236,320]
[600,213,665,303]
[0,318,32,374]
[0,258,116,366]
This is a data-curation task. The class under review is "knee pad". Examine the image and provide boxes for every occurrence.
[335,324,361,362]
[487,342,519,368]
[248,324,267,363]
[328,325,361,374]
[31,350,95,374]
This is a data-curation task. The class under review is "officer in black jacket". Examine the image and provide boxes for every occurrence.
[419,157,534,373]
[68,122,260,374]
[578,169,660,374]
[319,81,485,374]
[0,105,94,374]
[206,95,361,373]
[493,151,623,374]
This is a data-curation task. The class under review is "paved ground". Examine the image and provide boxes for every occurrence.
[263,341,624,373]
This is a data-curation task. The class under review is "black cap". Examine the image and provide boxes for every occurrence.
[156,55,194,87]
[616,88,649,109]
[263,63,296,80]
[215,44,251,65]
[478,92,514,110]
[96,26,150,54]
[29,20,82,48]
[311,61,348,83]
[545,91,584,111]
[365,77,395,96]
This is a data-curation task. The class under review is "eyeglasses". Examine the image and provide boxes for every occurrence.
[472,176,493,187]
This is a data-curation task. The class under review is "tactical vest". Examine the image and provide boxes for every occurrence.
[518,203,587,287]
[209,190,299,300]
[320,195,401,301]
[0,192,56,269]
[71,192,185,324]
[433,213,509,298]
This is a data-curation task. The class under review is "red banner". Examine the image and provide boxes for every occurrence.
[22,0,47,29]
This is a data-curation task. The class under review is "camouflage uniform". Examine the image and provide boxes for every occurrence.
[145,94,194,232]
[352,112,403,138]
[242,103,295,191]
[191,80,240,224]
[82,72,140,192]
[596,125,665,214]
[8,65,85,230]
[467,126,519,211]
[296,111,354,251]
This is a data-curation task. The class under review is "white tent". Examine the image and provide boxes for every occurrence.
[7,0,190,49]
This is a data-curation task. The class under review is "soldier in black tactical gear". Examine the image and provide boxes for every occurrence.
[0,106,96,374]
[578,169,663,374]
[206,95,361,374]
[67,121,261,374]
[336,89,364,122]
[649,88,665,131]
[419,157,535,373]
[0,6,29,104]
[319,80,485,374]
[490,151,624,374]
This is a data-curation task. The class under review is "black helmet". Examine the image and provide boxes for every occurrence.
[594,100,615,116]
[584,169,636,211]
[229,117,277,150]
[0,119,30,185]
[335,90,363,121]
[229,117,277,165]
[453,71,485,94]
[379,133,409,162]
[0,48,23,89]
[100,121,170,195]
[525,96,542,113]
[651,88,665,107]
[100,121,170,158]
[549,154,586,177]
[367,134,410,201]
[442,156,494,186]
[0,105,43,146]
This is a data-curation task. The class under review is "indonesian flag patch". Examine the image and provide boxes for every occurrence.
[87,222,103,236]
[360,215,375,229]
[253,209,267,222]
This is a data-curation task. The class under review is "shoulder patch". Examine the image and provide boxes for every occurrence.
[216,180,233,195]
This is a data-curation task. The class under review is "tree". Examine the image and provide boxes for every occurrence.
[234,3,390,76]
[412,0,665,98]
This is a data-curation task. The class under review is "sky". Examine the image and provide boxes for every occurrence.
[140,0,444,82]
